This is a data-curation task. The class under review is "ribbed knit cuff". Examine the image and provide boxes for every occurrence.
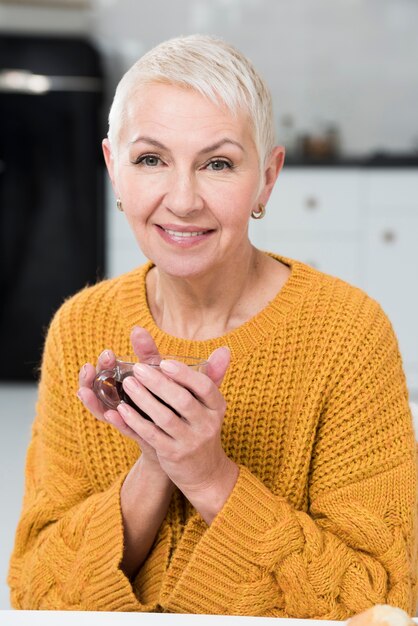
[160,513,208,603]
[134,519,172,606]
[161,466,294,614]
[81,474,162,611]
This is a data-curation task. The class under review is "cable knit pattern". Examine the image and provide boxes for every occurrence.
[8,255,417,616]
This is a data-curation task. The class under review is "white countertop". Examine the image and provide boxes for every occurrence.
[0,612,343,625]
[1,610,416,625]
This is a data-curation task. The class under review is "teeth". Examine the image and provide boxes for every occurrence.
[164,228,206,237]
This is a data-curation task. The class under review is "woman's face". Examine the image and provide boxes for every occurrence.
[103,82,283,279]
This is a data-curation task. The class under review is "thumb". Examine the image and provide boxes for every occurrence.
[130,326,160,361]
[206,346,231,387]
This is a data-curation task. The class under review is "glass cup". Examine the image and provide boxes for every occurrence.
[93,354,207,421]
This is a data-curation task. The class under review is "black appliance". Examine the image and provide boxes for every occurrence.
[0,35,105,380]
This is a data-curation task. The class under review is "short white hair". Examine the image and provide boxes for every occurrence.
[108,34,276,171]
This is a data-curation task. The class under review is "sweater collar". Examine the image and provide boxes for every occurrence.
[118,254,317,360]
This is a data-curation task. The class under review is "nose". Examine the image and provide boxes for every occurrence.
[163,169,204,217]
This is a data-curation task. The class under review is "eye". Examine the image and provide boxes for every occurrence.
[206,159,232,171]
[135,154,162,167]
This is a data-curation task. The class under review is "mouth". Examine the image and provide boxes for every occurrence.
[156,224,215,247]
[163,227,208,238]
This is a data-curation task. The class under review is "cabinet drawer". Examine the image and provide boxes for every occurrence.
[364,213,418,368]
[250,229,362,287]
[267,169,362,232]
[367,170,418,213]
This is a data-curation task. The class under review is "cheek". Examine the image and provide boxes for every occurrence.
[120,184,156,221]
[215,187,255,226]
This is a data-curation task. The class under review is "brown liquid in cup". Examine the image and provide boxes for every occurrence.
[103,375,179,421]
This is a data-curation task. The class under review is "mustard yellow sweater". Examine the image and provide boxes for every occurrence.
[8,255,418,617]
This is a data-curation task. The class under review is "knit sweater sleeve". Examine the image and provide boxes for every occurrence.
[160,304,418,618]
[8,304,170,611]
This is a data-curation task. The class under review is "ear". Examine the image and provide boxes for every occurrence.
[102,138,119,197]
[258,145,285,206]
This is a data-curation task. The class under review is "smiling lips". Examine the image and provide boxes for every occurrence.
[164,228,206,238]
[156,224,214,247]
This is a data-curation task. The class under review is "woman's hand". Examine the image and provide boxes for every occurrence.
[76,327,182,580]
[114,344,239,524]
[76,326,165,473]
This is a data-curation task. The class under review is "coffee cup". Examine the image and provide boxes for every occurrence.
[93,354,207,420]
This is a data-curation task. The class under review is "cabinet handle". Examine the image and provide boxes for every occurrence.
[305,195,318,210]
[0,70,102,94]
[382,230,396,243]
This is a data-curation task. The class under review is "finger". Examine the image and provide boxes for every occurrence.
[77,382,152,446]
[205,346,231,387]
[116,400,173,452]
[103,408,143,442]
[121,376,186,438]
[96,349,116,373]
[130,326,160,362]
[78,356,116,419]
[79,362,97,388]
[76,385,110,421]
[143,359,221,412]
[77,380,149,446]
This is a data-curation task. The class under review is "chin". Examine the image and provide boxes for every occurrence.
[148,251,216,280]
[163,259,214,280]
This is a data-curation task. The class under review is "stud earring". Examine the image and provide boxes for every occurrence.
[251,203,266,219]
[116,198,123,212]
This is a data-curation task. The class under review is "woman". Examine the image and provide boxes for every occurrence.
[9,35,417,617]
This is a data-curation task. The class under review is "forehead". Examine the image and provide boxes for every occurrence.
[121,82,254,147]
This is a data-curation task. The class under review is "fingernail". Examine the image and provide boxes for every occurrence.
[103,411,113,422]
[81,364,88,379]
[117,403,129,417]
[133,363,149,378]
[102,350,111,362]
[76,389,84,401]
[124,376,139,389]
[160,359,179,374]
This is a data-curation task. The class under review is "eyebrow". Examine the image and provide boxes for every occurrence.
[128,135,244,154]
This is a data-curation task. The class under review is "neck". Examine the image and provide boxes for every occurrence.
[147,246,269,340]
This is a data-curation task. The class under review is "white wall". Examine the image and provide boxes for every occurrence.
[90,0,418,156]
[1,0,418,156]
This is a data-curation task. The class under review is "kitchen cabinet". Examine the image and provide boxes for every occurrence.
[262,169,363,232]
[249,168,365,287]
[363,171,418,394]
[249,167,418,396]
